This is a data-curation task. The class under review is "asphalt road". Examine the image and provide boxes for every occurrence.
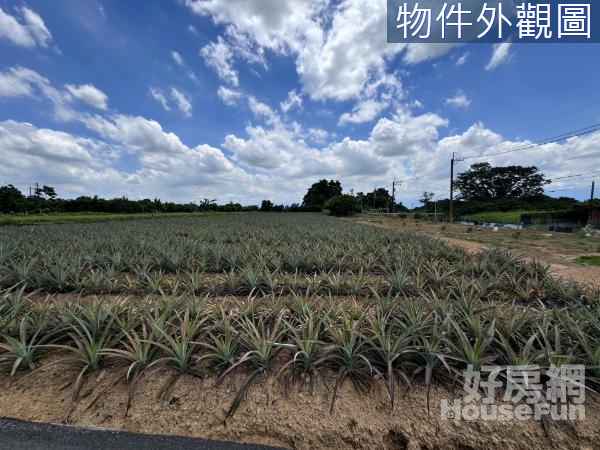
[0,417,282,450]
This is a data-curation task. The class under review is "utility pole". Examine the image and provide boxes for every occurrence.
[449,153,464,223]
[35,182,42,214]
[449,154,455,223]
[391,179,401,213]
[373,187,377,209]
[590,181,596,223]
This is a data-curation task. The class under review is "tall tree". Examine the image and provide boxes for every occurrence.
[357,188,392,210]
[34,185,57,200]
[455,163,550,201]
[260,200,274,212]
[0,184,25,213]
[302,180,342,211]
[419,191,435,212]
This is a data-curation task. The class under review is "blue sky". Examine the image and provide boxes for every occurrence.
[1,0,599,205]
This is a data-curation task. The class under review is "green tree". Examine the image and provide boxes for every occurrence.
[419,192,435,212]
[34,185,57,200]
[0,184,25,213]
[324,194,361,216]
[357,188,392,210]
[302,180,342,211]
[455,163,550,201]
[260,200,274,212]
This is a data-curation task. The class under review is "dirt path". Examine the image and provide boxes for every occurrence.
[356,219,600,288]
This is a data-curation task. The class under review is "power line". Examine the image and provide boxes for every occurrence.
[461,122,600,160]
[538,151,600,172]
[551,170,600,181]
[508,98,600,136]
[546,186,592,193]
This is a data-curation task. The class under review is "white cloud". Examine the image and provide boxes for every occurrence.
[217,85,243,106]
[65,84,108,110]
[486,43,513,70]
[403,43,457,64]
[0,66,72,120]
[0,66,40,97]
[445,91,471,108]
[79,113,242,196]
[247,96,279,124]
[187,0,451,103]
[149,87,170,111]
[456,52,470,66]
[171,51,197,81]
[0,6,53,48]
[280,89,302,113]
[170,87,192,117]
[370,110,448,157]
[0,117,247,202]
[185,0,320,52]
[223,125,301,170]
[223,25,268,68]
[339,99,386,125]
[5,87,600,205]
[148,86,192,117]
[0,120,122,197]
[171,51,184,67]
[200,36,239,86]
[306,127,331,143]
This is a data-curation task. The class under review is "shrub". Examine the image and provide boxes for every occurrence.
[324,195,361,217]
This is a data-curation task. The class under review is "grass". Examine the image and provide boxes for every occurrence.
[0,211,235,225]
[576,255,600,267]
[460,210,545,224]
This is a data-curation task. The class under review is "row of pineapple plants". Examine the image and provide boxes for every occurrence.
[1,286,599,423]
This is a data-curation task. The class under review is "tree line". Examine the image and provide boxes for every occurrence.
[1,163,595,220]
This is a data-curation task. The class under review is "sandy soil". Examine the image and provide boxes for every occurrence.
[356,218,600,288]
[0,361,599,450]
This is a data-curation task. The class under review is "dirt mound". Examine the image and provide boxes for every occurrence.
[1,364,598,449]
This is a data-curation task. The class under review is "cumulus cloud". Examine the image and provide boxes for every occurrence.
[0,6,53,48]
[5,84,600,205]
[0,66,72,120]
[339,99,386,125]
[217,85,243,106]
[0,117,249,201]
[280,89,302,113]
[445,91,471,108]
[200,36,239,86]
[486,43,513,70]
[247,96,279,124]
[0,120,124,197]
[306,127,331,144]
[65,84,108,110]
[370,110,448,157]
[186,0,451,104]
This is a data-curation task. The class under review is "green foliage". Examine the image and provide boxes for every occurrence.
[302,180,342,211]
[455,162,550,202]
[576,255,600,267]
[0,213,599,427]
[356,188,392,210]
[260,200,274,212]
[324,195,361,217]
[0,185,25,214]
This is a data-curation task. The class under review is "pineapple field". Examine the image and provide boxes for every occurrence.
[0,213,599,449]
